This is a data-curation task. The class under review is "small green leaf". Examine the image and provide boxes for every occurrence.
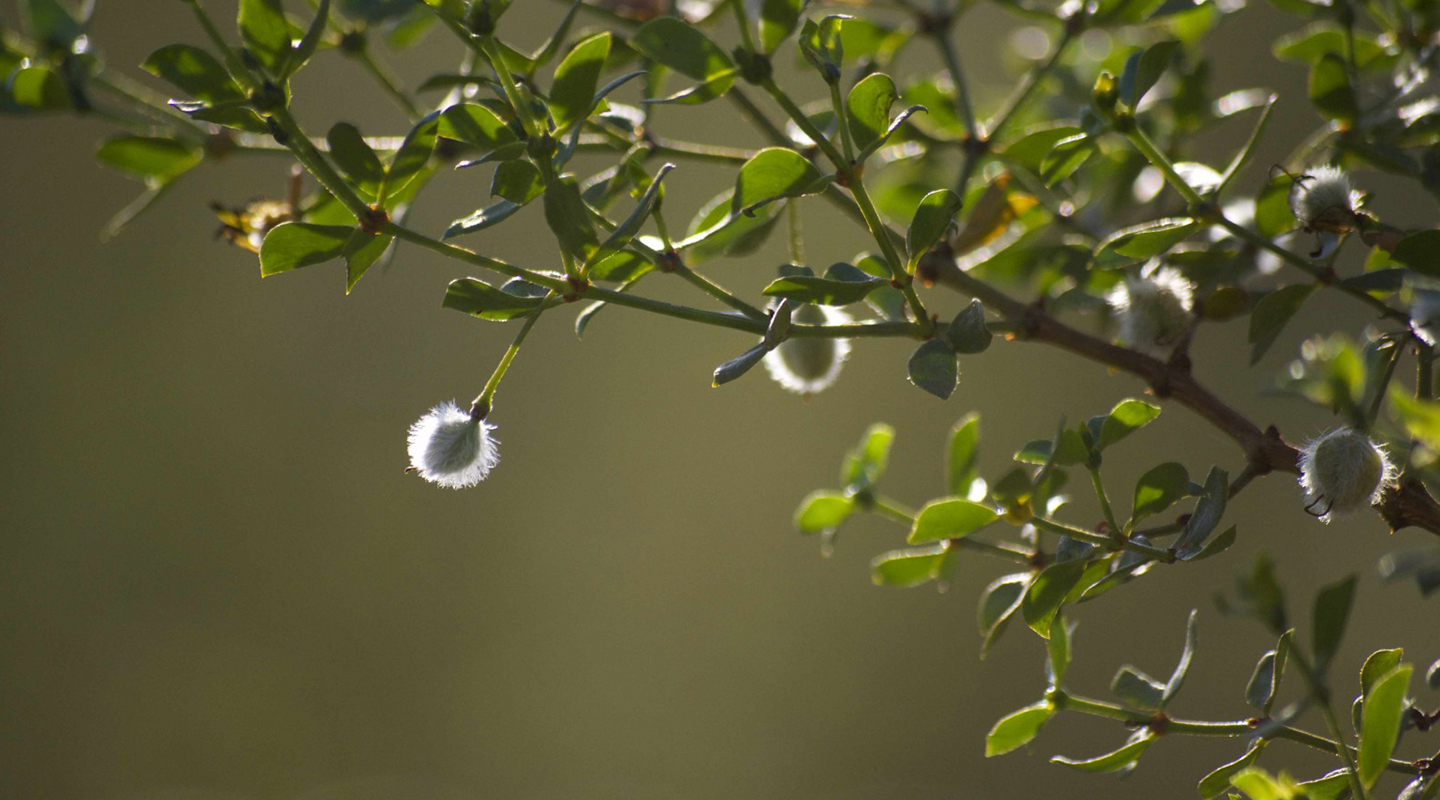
[1163,610,1199,705]
[1256,174,1297,237]
[948,413,980,497]
[444,199,522,239]
[8,65,71,110]
[1175,466,1229,558]
[384,112,439,203]
[95,136,201,183]
[543,174,599,262]
[1387,230,1440,277]
[945,300,992,354]
[1311,574,1357,674]
[629,17,736,103]
[1249,284,1317,364]
[238,0,293,76]
[442,277,547,321]
[1309,53,1359,124]
[1051,732,1155,773]
[259,222,353,276]
[1047,615,1074,687]
[733,147,825,214]
[1112,666,1166,709]
[1132,462,1189,523]
[1198,742,1267,799]
[794,491,854,533]
[288,0,329,78]
[1023,559,1089,639]
[344,230,392,293]
[847,72,896,153]
[438,102,521,149]
[1245,630,1292,713]
[142,44,246,104]
[1118,40,1179,108]
[762,275,881,306]
[549,32,610,133]
[985,702,1053,757]
[327,122,384,200]
[490,159,544,204]
[758,0,805,53]
[1361,648,1405,697]
[907,338,959,400]
[907,189,963,270]
[1358,663,1412,790]
[978,573,1028,655]
[1095,218,1199,266]
[871,544,950,587]
[908,499,997,544]
[712,343,770,387]
[1097,398,1161,450]
[839,422,895,492]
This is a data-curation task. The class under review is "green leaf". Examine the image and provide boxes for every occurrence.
[629,17,736,104]
[712,343,769,387]
[1311,574,1357,674]
[438,102,520,149]
[24,0,85,49]
[945,300,992,354]
[1118,40,1180,108]
[1047,615,1075,686]
[1039,134,1094,186]
[344,230,392,293]
[797,15,847,81]
[1245,630,1292,713]
[840,423,895,490]
[1002,125,1083,171]
[142,44,246,103]
[871,544,950,587]
[979,573,1028,655]
[238,0,293,76]
[384,113,439,203]
[289,0,330,78]
[1255,174,1297,237]
[95,136,201,183]
[1133,462,1189,523]
[794,491,854,533]
[1309,53,1358,124]
[1175,466,1229,558]
[442,277,547,321]
[1023,559,1089,638]
[1112,666,1166,708]
[1163,610,1198,705]
[732,148,825,214]
[758,0,805,53]
[1187,525,1236,561]
[1361,648,1404,697]
[1358,663,1412,790]
[586,164,672,269]
[1097,398,1161,450]
[908,499,997,544]
[762,275,881,306]
[543,175,599,262]
[1387,230,1440,276]
[259,222,353,276]
[985,703,1053,757]
[549,32,610,133]
[490,159,544,204]
[1051,733,1155,773]
[907,338,958,400]
[847,72,896,153]
[948,413,980,497]
[1249,284,1317,364]
[1275,25,1391,68]
[1095,218,1199,266]
[327,122,384,200]
[907,189,963,270]
[8,65,71,110]
[444,200,522,239]
[1198,742,1268,799]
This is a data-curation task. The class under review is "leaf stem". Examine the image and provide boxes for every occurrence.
[1031,516,1174,563]
[472,292,552,414]
[1086,464,1123,537]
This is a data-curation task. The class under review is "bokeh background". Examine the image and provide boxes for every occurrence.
[2,1,1437,798]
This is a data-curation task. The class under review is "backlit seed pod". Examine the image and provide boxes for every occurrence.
[1107,265,1195,353]
[763,303,852,395]
[1410,289,1440,346]
[1298,427,1396,523]
[1290,165,1361,235]
[407,401,500,489]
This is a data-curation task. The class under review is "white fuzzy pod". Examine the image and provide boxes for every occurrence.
[1411,289,1440,346]
[763,304,853,395]
[1107,266,1194,352]
[1290,165,1360,233]
[407,401,499,489]
[1298,427,1396,523]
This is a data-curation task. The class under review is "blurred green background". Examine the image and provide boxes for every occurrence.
[2,1,1436,798]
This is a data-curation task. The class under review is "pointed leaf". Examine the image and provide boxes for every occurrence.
[948,413,980,497]
[1163,610,1199,705]
[985,703,1054,756]
[871,544,950,587]
[1249,284,1316,364]
[1023,559,1089,639]
[907,338,958,400]
[1133,462,1189,523]
[1311,574,1357,674]
[259,222,352,276]
[1051,733,1155,773]
[907,189,963,270]
[908,499,997,544]
[550,32,611,133]
[1358,664,1412,790]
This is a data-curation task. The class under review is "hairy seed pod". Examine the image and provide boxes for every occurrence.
[1290,165,1361,235]
[1107,265,1194,353]
[1298,427,1396,523]
[407,401,499,489]
[763,304,852,395]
